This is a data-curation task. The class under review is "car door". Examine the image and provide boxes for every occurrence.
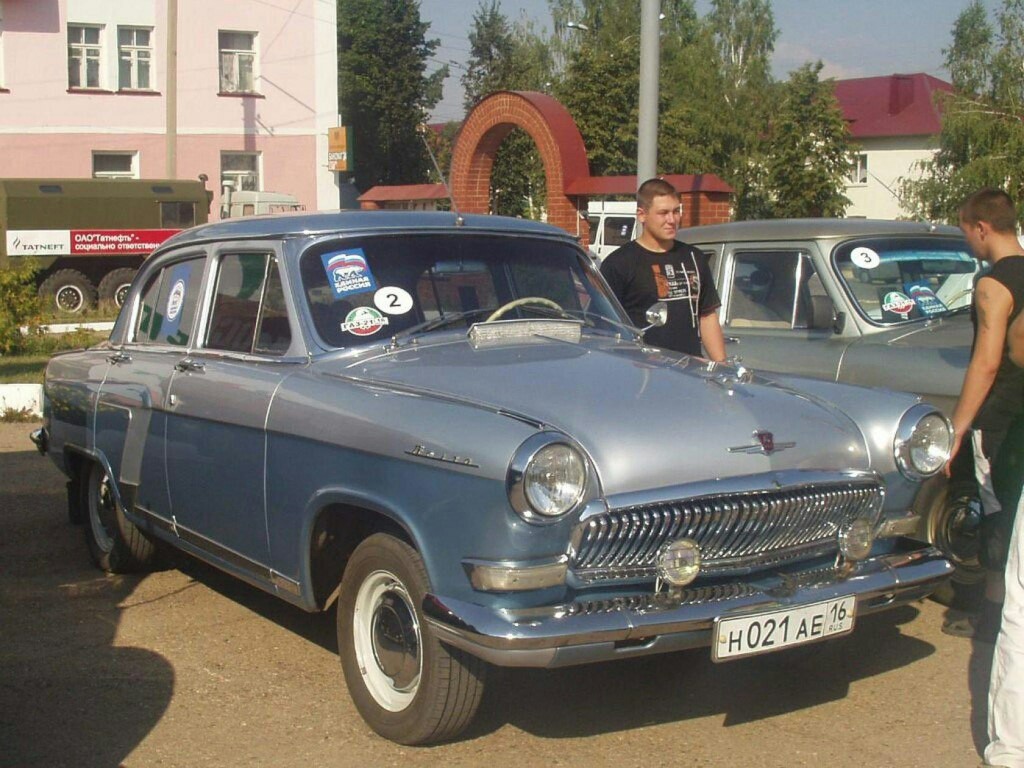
[164,248,297,573]
[95,252,208,521]
[718,247,853,380]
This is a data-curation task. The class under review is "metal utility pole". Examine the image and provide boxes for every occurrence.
[637,0,659,189]
[165,0,178,178]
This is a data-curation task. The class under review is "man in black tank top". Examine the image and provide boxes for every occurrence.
[944,188,1024,642]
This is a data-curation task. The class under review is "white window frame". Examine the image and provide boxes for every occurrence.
[848,152,869,186]
[68,23,104,89]
[117,26,153,91]
[221,151,261,194]
[92,151,140,179]
[218,30,258,94]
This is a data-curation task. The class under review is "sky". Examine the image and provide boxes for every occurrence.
[418,0,997,123]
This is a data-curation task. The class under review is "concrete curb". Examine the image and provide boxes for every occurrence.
[0,383,43,417]
[21,321,115,335]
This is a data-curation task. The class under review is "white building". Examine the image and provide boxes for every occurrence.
[834,73,951,220]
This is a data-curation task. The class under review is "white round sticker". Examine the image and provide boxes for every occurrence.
[166,279,186,320]
[851,246,880,269]
[374,286,414,315]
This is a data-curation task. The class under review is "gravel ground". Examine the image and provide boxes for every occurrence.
[0,421,993,768]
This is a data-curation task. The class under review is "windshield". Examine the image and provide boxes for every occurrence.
[832,236,978,324]
[299,233,627,348]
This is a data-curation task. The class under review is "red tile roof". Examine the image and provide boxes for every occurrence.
[834,73,952,138]
[358,183,449,202]
[564,173,732,195]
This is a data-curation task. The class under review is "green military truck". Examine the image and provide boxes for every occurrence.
[1,178,210,313]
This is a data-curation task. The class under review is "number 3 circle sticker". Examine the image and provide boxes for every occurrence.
[851,246,880,269]
[374,286,413,315]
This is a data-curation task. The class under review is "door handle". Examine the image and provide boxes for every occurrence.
[724,336,740,344]
[175,358,206,373]
[107,351,131,364]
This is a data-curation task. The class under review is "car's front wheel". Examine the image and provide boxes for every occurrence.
[83,461,156,573]
[337,533,486,745]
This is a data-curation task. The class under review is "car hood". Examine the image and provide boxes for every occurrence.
[326,331,869,495]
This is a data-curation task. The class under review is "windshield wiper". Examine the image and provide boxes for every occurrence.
[394,308,495,339]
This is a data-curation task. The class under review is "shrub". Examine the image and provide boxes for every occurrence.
[0,266,44,355]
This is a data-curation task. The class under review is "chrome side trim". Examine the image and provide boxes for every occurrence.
[422,547,953,668]
[135,505,291,592]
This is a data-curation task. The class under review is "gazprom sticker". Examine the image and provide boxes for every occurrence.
[882,290,915,318]
[341,306,389,336]
[851,247,880,269]
[322,248,377,299]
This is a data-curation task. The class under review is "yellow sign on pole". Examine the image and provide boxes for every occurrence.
[328,127,350,173]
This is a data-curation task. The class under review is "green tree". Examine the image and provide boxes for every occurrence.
[901,0,1024,222]
[459,2,555,217]
[763,62,852,218]
[337,0,447,190]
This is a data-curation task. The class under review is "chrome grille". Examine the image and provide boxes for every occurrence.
[571,482,882,583]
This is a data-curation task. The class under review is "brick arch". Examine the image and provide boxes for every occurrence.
[450,91,590,238]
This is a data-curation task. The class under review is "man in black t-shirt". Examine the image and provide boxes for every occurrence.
[600,178,726,360]
[943,188,1024,642]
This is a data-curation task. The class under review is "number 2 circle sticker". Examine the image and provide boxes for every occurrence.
[374,286,413,315]
[850,246,880,269]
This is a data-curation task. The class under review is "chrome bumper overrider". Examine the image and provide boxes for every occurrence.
[422,547,953,668]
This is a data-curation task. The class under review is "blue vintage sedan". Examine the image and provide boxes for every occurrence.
[32,211,954,745]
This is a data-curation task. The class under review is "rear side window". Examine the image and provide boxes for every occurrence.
[205,253,291,355]
[135,257,205,346]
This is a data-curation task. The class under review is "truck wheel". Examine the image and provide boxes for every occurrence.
[83,461,156,573]
[337,533,486,745]
[39,270,97,314]
[98,268,137,309]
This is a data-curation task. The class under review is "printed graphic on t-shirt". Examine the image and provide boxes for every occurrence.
[651,263,698,301]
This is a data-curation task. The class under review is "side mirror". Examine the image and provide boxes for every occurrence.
[642,301,668,332]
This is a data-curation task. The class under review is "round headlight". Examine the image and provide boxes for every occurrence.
[838,517,875,561]
[657,539,702,586]
[895,406,953,479]
[523,443,587,517]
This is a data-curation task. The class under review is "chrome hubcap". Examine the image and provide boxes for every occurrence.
[88,466,117,554]
[352,570,421,711]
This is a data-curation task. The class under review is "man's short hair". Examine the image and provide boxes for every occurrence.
[959,188,1018,233]
[637,178,679,212]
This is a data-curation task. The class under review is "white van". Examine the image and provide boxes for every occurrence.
[586,200,637,262]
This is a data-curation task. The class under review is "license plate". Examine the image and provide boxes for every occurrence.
[712,595,856,662]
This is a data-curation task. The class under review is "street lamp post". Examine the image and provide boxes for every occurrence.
[637,0,659,189]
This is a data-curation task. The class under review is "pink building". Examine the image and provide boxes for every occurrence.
[0,0,339,217]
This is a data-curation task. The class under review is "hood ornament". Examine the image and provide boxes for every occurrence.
[728,430,795,456]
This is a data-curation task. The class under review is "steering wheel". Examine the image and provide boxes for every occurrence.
[486,296,567,322]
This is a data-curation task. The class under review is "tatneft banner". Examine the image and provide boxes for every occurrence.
[6,229,180,256]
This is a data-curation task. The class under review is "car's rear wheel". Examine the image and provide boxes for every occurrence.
[337,533,486,745]
[83,461,156,573]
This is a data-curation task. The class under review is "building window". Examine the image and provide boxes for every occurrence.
[848,153,869,185]
[93,151,139,179]
[219,31,257,93]
[68,24,103,89]
[221,152,260,193]
[118,27,153,90]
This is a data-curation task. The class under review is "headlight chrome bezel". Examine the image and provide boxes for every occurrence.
[507,432,591,524]
[894,404,953,480]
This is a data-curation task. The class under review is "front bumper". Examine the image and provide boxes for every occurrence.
[422,545,952,668]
